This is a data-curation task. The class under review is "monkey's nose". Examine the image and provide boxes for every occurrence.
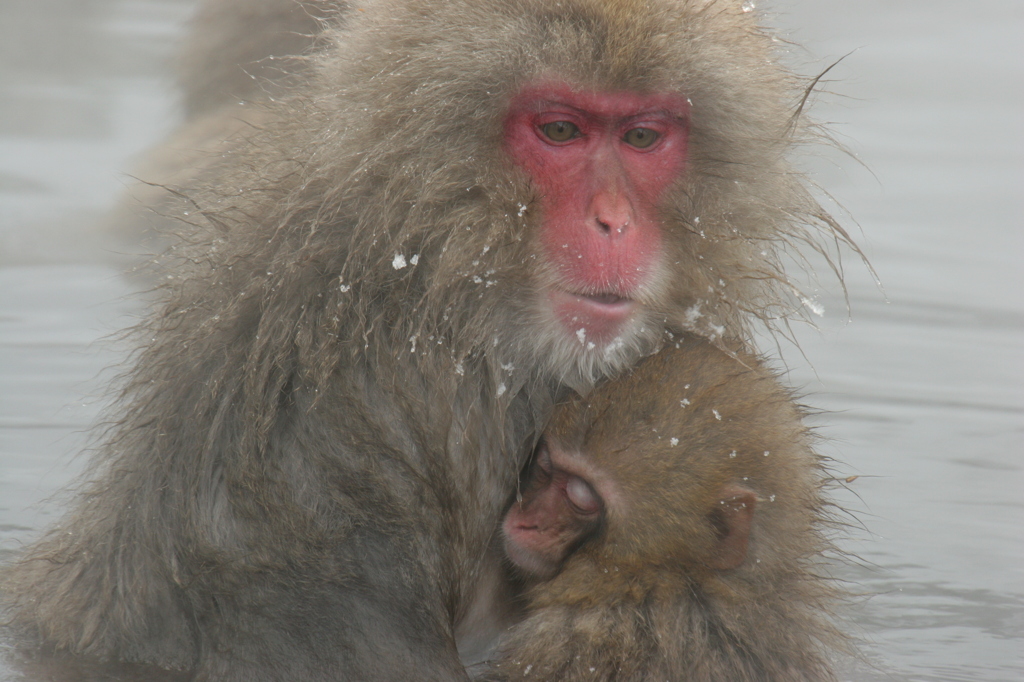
[591,189,633,236]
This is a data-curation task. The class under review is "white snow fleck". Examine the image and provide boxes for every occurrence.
[603,337,625,357]
[680,398,691,407]
[800,296,825,317]
[392,253,407,269]
[409,254,420,265]
[729,450,737,458]
[713,409,722,420]
[576,328,587,345]
[670,438,679,446]
[496,382,507,397]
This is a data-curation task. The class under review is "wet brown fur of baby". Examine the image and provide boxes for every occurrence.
[488,337,846,681]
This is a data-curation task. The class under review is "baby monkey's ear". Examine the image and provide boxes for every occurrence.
[706,484,757,570]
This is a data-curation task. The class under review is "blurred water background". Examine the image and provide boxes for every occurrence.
[0,1,1021,679]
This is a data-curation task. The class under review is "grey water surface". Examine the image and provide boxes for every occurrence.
[1,1,1021,680]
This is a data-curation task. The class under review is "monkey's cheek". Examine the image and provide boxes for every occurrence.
[548,289,636,346]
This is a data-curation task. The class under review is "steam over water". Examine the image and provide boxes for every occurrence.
[1,1,1021,679]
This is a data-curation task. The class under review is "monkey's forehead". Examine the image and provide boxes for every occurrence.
[339,0,774,95]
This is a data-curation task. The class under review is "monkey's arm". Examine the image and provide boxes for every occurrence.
[2,362,478,681]
[184,383,480,681]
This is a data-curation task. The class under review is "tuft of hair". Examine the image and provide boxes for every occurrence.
[177,0,340,118]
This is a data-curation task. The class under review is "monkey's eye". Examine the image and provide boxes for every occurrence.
[541,121,579,142]
[623,127,659,148]
[565,476,601,515]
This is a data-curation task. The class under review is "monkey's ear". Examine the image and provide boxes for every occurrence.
[706,485,756,570]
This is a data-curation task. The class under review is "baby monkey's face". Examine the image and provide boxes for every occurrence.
[502,420,758,582]
[501,437,605,580]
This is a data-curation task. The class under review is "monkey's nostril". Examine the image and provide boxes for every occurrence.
[595,216,629,235]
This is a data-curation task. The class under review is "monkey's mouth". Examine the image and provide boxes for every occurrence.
[582,292,630,306]
[549,289,636,343]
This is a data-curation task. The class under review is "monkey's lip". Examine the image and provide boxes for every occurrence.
[549,289,636,342]
[581,292,630,305]
[556,289,634,308]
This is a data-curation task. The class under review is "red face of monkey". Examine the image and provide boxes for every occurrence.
[504,83,690,347]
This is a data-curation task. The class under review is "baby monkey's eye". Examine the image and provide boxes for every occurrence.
[565,476,601,515]
[623,127,658,148]
[541,121,579,142]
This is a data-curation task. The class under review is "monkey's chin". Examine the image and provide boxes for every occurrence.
[502,537,559,582]
[549,289,636,347]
